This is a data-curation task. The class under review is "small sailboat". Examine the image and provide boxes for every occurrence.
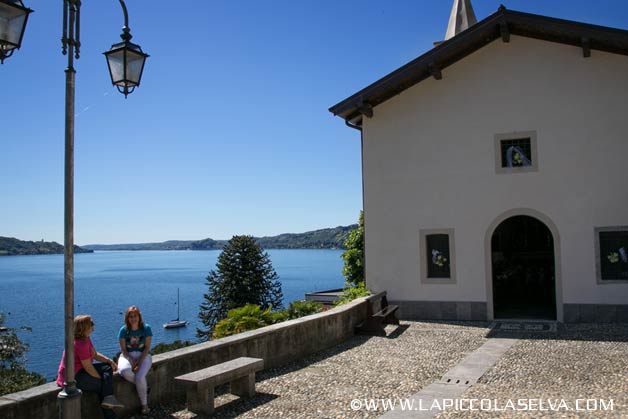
[163,288,188,329]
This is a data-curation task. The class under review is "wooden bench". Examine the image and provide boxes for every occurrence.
[175,357,264,415]
[356,293,399,336]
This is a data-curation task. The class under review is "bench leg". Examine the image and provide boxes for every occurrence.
[230,373,256,398]
[356,319,387,336]
[187,383,214,415]
[385,314,400,325]
[372,324,387,336]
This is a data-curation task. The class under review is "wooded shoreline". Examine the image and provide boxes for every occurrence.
[0,224,357,255]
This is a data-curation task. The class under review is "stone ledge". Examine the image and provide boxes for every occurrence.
[0,295,372,419]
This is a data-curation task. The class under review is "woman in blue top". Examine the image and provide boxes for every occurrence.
[117,306,152,415]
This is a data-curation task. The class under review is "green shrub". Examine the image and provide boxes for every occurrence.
[284,300,323,319]
[152,340,194,355]
[0,368,46,396]
[0,314,45,396]
[335,283,371,306]
[212,304,284,339]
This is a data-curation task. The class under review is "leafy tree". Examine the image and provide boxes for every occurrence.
[0,314,45,396]
[335,283,371,306]
[341,211,365,287]
[197,235,283,340]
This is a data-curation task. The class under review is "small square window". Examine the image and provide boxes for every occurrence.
[494,131,538,174]
[595,227,628,283]
[420,229,456,284]
[500,138,532,168]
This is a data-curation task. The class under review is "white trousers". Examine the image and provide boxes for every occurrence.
[117,351,152,405]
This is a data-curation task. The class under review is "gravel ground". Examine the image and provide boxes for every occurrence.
[125,322,627,419]
[128,321,490,419]
[436,323,628,419]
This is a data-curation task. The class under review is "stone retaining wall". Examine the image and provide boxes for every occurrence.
[0,295,374,419]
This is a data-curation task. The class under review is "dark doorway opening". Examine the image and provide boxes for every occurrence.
[492,215,556,320]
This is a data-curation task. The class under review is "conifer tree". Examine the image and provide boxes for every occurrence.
[197,235,283,340]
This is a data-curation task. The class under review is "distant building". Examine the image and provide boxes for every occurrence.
[330,1,628,322]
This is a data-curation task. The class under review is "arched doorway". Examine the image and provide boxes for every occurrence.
[491,215,556,319]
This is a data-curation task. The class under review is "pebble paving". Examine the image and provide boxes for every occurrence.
[131,321,489,419]
[126,322,627,419]
[436,323,628,419]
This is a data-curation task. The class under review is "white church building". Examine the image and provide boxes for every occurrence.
[330,1,628,322]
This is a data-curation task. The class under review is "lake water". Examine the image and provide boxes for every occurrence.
[0,249,345,379]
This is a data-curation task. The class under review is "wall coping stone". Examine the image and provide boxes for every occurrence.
[0,295,372,419]
[153,297,366,363]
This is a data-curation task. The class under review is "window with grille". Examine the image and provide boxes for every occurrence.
[500,138,532,168]
[494,131,538,174]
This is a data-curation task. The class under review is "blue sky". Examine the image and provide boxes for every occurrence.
[3,1,628,245]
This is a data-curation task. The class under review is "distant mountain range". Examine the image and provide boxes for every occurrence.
[0,237,93,256]
[83,224,358,251]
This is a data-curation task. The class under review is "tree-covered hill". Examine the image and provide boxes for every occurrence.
[83,224,358,251]
[255,225,357,249]
[0,237,93,256]
[84,240,195,251]
[190,238,223,250]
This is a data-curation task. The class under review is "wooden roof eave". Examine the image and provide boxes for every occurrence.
[506,11,628,55]
[328,8,506,122]
[329,8,628,126]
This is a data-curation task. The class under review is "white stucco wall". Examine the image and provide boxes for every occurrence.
[362,35,628,311]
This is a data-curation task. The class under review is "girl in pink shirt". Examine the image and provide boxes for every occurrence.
[56,315,123,418]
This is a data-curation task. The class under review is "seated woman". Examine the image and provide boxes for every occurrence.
[117,306,153,415]
[56,315,124,419]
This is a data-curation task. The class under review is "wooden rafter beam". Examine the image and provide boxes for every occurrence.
[356,98,373,118]
[581,37,591,57]
[500,22,510,42]
[428,63,442,80]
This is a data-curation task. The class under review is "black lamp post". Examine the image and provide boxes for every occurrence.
[0,0,32,64]
[1,1,148,418]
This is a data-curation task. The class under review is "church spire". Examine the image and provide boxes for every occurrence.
[444,0,478,40]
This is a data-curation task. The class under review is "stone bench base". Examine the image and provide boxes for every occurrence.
[175,357,264,415]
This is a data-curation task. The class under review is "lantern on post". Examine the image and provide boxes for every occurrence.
[104,0,148,97]
[3,2,149,418]
[0,0,32,64]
